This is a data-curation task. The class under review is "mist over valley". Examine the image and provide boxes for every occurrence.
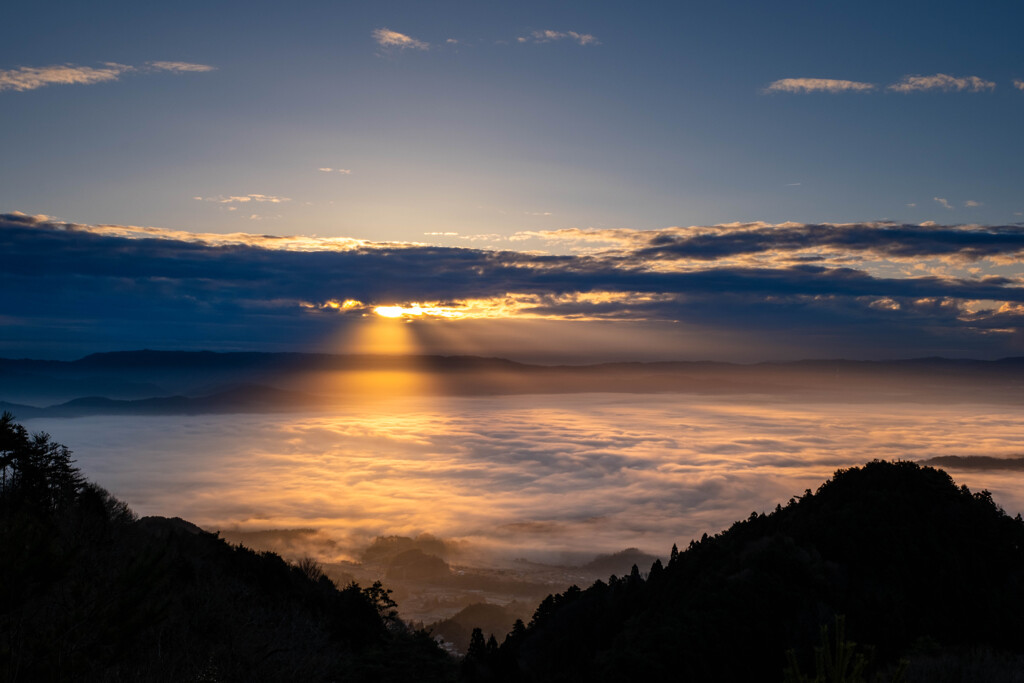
[10,352,1024,630]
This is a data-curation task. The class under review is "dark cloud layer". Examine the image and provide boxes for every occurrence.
[919,456,1024,472]
[630,223,1024,262]
[2,213,1022,359]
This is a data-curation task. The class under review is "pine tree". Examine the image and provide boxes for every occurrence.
[0,412,83,511]
[466,627,487,660]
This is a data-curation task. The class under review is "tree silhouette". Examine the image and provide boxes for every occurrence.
[467,627,487,659]
[0,411,84,511]
[462,627,491,681]
[0,411,28,496]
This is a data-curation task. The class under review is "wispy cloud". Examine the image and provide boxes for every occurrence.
[934,197,954,210]
[764,78,876,94]
[148,61,216,73]
[0,63,128,92]
[888,74,996,93]
[318,168,352,174]
[1014,79,1024,91]
[766,74,1002,95]
[965,200,982,208]
[0,61,214,93]
[517,30,599,46]
[372,28,429,50]
[197,194,291,204]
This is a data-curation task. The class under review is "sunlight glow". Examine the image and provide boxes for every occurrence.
[367,292,681,322]
[373,304,467,319]
[321,309,445,399]
[327,299,364,310]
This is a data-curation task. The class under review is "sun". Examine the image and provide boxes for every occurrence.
[373,306,407,318]
[372,304,466,319]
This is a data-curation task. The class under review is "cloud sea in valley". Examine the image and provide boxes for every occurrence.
[26,394,1024,566]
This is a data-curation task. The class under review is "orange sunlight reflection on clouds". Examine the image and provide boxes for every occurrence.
[28,395,1024,564]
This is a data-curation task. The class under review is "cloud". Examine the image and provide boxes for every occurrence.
[148,61,216,73]
[198,194,291,204]
[766,74,1002,95]
[888,74,996,93]
[965,200,981,208]
[2,213,1023,359]
[38,400,1024,565]
[524,222,1024,264]
[1014,79,1024,91]
[518,30,599,46]
[318,168,352,174]
[373,28,429,50]
[764,78,876,94]
[0,61,214,93]
[919,456,1024,472]
[0,63,130,92]
[933,197,954,210]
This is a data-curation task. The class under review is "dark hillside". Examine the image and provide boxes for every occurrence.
[472,461,1024,682]
[0,413,456,682]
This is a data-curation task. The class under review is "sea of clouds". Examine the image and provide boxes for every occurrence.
[25,393,1024,564]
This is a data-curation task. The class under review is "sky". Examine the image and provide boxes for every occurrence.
[2,0,1023,360]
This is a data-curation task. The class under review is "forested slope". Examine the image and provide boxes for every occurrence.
[467,461,1024,682]
[0,413,456,682]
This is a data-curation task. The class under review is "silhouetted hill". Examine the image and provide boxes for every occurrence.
[579,547,657,576]
[0,414,456,682]
[430,603,526,655]
[469,461,1024,682]
[8,384,323,417]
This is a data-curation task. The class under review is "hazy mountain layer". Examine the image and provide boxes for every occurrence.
[2,350,1022,414]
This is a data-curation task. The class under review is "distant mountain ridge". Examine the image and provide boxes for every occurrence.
[1,350,1022,415]
[0,383,321,418]
[6,348,1024,372]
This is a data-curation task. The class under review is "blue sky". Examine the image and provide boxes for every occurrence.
[3,0,1022,238]
[2,1,1023,359]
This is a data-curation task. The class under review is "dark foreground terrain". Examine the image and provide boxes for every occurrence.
[0,412,455,682]
[468,461,1024,683]
[3,411,1024,681]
